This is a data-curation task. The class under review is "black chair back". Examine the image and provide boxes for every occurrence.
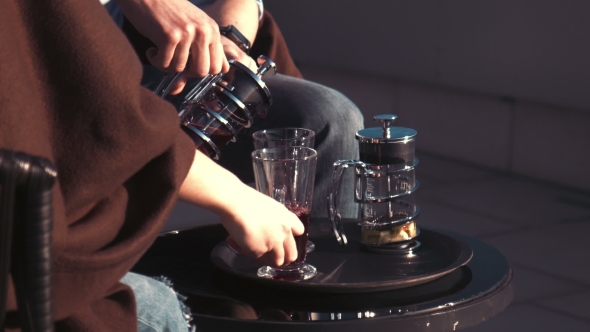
[0,150,57,332]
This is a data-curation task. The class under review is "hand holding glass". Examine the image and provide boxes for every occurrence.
[252,128,316,254]
[252,147,318,281]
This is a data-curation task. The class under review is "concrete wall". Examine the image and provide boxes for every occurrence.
[265,0,590,192]
[266,0,590,111]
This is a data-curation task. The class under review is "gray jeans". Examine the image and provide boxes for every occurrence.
[144,68,364,219]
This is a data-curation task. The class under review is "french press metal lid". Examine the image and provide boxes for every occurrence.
[356,115,417,165]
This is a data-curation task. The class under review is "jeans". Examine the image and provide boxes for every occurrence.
[121,272,194,332]
[143,68,364,219]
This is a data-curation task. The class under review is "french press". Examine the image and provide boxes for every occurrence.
[328,114,420,253]
[154,55,277,160]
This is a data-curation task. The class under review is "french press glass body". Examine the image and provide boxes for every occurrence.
[154,56,277,160]
[328,115,420,252]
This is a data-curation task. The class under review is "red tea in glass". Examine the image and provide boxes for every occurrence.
[252,147,318,281]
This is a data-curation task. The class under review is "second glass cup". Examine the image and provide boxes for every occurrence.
[252,128,316,254]
[252,146,318,281]
[252,127,315,149]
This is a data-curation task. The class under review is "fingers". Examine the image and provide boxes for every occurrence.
[209,36,229,75]
[283,231,299,265]
[168,75,188,95]
[124,1,230,78]
[220,190,307,268]
[221,55,230,73]
[147,22,227,77]
[289,216,305,237]
[265,211,302,266]
[262,231,299,267]
[226,236,242,254]
[182,31,230,77]
[185,32,210,77]
[169,39,192,73]
[146,37,177,71]
[259,241,285,267]
[221,37,257,72]
[230,232,299,268]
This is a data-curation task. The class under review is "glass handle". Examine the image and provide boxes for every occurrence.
[327,160,366,246]
[153,72,183,98]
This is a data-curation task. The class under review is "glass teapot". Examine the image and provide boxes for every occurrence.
[328,115,420,252]
[154,55,277,160]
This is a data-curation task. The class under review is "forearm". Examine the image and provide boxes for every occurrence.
[114,0,149,17]
[178,148,305,267]
[178,149,253,218]
[202,0,260,45]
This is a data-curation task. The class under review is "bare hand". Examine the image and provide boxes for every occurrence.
[221,188,304,267]
[167,36,258,95]
[178,152,304,267]
[119,0,230,78]
[220,36,258,72]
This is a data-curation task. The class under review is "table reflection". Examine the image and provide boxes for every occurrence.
[134,222,512,331]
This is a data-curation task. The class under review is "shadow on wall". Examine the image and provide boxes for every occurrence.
[298,62,590,193]
[263,0,590,192]
[266,0,590,111]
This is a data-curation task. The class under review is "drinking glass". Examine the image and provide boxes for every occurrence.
[252,127,315,149]
[252,128,316,254]
[252,147,318,281]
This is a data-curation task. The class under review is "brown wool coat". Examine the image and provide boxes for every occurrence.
[0,0,195,330]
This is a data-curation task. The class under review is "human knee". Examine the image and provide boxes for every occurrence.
[331,89,364,131]
[305,83,364,132]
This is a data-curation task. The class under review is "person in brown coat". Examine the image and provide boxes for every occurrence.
[0,0,305,330]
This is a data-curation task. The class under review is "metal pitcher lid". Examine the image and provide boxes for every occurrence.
[226,56,275,108]
[356,115,417,144]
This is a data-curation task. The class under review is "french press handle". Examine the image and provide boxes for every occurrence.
[327,159,367,246]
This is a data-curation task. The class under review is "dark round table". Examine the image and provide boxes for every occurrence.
[132,220,513,332]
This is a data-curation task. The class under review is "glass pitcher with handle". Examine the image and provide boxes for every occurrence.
[328,114,421,253]
[154,55,276,160]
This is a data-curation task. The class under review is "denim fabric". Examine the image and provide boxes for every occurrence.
[121,272,194,332]
[103,0,124,27]
[188,0,264,20]
[142,67,364,219]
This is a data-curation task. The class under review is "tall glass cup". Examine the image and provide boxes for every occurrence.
[252,128,317,254]
[252,128,315,149]
[252,147,318,281]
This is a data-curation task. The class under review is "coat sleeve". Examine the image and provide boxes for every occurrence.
[0,0,195,330]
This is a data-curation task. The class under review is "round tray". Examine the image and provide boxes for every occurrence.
[132,222,512,331]
[209,222,473,293]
